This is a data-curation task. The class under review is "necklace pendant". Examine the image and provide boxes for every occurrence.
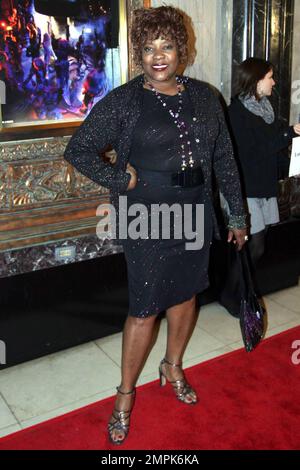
[181,161,187,170]
[146,75,192,174]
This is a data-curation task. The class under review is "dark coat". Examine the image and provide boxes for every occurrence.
[227,97,296,198]
[64,74,247,239]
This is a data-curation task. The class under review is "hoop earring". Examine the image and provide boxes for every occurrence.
[257,85,264,98]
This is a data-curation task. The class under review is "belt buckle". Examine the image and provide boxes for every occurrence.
[172,167,204,188]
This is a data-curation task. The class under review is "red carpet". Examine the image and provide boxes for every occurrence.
[0,326,299,450]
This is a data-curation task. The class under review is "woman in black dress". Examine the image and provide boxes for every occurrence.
[64,6,247,445]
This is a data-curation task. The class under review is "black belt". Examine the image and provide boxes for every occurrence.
[136,166,204,188]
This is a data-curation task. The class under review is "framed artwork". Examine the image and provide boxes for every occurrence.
[0,0,149,136]
[0,0,151,263]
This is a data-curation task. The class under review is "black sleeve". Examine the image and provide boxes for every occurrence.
[64,92,131,193]
[228,106,296,163]
[212,96,247,229]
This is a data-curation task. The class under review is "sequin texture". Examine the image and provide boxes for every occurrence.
[64,74,247,317]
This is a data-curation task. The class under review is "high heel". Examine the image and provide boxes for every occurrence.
[107,386,136,445]
[159,357,198,405]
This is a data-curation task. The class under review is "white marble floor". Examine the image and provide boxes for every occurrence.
[0,283,299,439]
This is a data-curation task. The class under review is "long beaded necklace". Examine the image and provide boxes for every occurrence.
[144,76,195,172]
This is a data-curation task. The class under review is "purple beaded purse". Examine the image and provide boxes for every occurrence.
[237,248,266,352]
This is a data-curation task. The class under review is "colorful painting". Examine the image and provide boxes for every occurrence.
[0,0,120,126]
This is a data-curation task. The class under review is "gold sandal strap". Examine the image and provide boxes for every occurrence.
[116,385,136,395]
[174,380,192,391]
[162,357,182,368]
[112,409,131,418]
[108,419,129,433]
[112,410,130,425]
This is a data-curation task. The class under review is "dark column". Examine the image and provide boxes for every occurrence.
[232,0,294,122]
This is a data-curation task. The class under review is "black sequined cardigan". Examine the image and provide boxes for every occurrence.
[64,74,247,239]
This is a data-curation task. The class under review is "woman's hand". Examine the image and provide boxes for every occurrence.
[293,124,300,135]
[104,149,118,164]
[126,163,137,190]
[227,228,248,251]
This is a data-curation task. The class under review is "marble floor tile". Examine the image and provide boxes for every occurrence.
[268,284,300,301]
[0,424,22,439]
[266,289,300,314]
[96,317,225,377]
[263,318,300,339]
[0,342,121,422]
[19,387,117,431]
[0,394,18,428]
[227,318,300,351]
[136,346,234,388]
[196,302,242,345]
[262,297,299,330]
[182,346,234,368]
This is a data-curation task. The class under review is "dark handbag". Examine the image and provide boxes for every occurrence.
[277,178,291,221]
[218,243,266,351]
[277,176,300,220]
[290,176,300,218]
[237,248,266,352]
[218,241,241,318]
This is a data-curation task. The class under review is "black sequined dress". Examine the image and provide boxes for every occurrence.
[122,88,213,317]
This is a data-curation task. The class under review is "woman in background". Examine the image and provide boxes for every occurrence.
[228,58,300,268]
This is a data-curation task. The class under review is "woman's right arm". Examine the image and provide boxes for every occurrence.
[64,92,131,194]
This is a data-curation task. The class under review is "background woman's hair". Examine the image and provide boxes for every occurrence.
[131,6,190,67]
[233,57,274,100]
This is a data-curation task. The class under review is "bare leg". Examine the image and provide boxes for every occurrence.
[109,313,159,443]
[161,295,198,403]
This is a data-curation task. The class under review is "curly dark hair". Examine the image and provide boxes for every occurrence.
[131,6,189,67]
[233,57,274,100]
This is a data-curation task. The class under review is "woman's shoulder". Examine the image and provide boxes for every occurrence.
[185,77,224,113]
[110,75,144,99]
[184,76,216,95]
[227,96,248,119]
[89,75,143,114]
[228,96,243,110]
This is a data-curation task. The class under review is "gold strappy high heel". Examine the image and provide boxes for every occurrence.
[159,357,198,405]
[107,386,136,445]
